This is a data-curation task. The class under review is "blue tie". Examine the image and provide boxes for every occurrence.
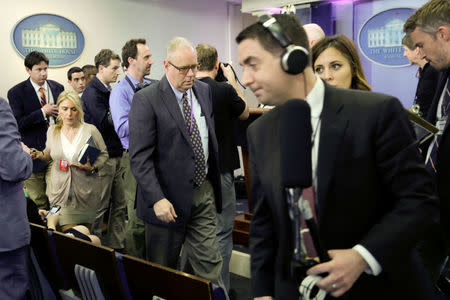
[182,93,206,186]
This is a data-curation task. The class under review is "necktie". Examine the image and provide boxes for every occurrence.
[135,82,150,92]
[182,93,206,186]
[300,186,318,259]
[426,78,450,174]
[38,87,47,107]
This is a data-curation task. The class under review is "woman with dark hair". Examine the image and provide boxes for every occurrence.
[312,34,371,91]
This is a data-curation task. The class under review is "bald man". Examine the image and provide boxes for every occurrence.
[303,23,325,48]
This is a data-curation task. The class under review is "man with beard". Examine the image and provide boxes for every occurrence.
[110,38,154,258]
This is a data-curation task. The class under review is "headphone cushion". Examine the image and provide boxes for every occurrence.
[282,48,308,75]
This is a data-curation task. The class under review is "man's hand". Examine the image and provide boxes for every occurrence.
[306,249,369,297]
[154,198,177,223]
[42,103,59,117]
[220,62,237,83]
[255,297,273,300]
[21,142,31,154]
[39,209,60,230]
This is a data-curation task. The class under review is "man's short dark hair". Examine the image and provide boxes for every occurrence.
[404,0,450,35]
[236,14,310,58]
[24,51,49,69]
[67,67,84,80]
[196,44,218,71]
[121,38,146,68]
[94,49,121,69]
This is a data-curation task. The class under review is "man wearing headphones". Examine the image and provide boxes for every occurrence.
[238,14,438,299]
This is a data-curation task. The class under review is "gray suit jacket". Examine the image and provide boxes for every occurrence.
[129,75,221,227]
[0,98,33,252]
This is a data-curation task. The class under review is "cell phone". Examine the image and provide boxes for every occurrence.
[45,205,61,219]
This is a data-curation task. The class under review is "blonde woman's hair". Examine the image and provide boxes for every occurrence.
[53,90,84,136]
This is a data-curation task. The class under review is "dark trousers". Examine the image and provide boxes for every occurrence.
[0,245,29,300]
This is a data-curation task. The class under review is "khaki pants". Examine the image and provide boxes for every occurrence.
[91,156,127,249]
[123,151,146,258]
[22,162,52,209]
[145,180,225,290]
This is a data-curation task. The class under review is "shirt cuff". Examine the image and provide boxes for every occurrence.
[353,244,382,276]
[41,108,47,120]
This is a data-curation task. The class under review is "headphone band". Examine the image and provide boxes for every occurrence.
[258,14,309,75]
[259,15,292,48]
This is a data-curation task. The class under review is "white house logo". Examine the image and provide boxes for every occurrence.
[358,8,415,67]
[11,14,85,67]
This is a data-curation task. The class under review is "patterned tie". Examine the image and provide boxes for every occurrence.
[300,186,318,259]
[38,87,47,107]
[182,93,206,186]
[426,78,450,174]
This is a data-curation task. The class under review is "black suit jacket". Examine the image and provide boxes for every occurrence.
[199,77,246,172]
[129,75,222,227]
[248,83,438,299]
[7,78,64,172]
[424,68,450,251]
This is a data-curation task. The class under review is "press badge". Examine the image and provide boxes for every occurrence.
[59,159,69,172]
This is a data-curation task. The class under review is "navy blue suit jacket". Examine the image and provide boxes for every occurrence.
[82,77,123,158]
[129,75,222,227]
[7,78,64,172]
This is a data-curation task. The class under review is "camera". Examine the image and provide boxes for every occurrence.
[215,63,246,89]
[215,62,231,82]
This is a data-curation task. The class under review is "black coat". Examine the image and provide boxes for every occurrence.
[248,83,438,299]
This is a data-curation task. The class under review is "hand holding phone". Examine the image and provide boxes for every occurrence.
[45,205,61,219]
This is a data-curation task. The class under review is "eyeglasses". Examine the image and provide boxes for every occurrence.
[168,61,199,75]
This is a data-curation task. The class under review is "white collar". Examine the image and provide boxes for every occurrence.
[305,75,325,118]
[30,78,48,92]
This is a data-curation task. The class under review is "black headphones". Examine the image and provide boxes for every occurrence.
[258,14,309,75]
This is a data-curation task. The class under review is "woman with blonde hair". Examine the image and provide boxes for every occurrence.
[312,34,371,91]
[30,90,108,231]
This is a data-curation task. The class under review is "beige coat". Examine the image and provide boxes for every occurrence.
[45,123,108,212]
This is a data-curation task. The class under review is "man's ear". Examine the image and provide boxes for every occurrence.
[437,26,449,41]
[128,56,133,67]
[163,60,170,72]
[25,67,31,75]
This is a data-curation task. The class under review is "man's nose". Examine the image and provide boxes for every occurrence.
[241,69,252,87]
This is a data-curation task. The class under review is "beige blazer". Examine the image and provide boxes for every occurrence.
[45,123,108,212]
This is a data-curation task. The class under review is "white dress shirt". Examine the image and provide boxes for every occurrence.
[305,76,382,276]
[30,79,55,124]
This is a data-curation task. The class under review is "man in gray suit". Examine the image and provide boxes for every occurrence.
[129,37,225,290]
[0,97,33,299]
